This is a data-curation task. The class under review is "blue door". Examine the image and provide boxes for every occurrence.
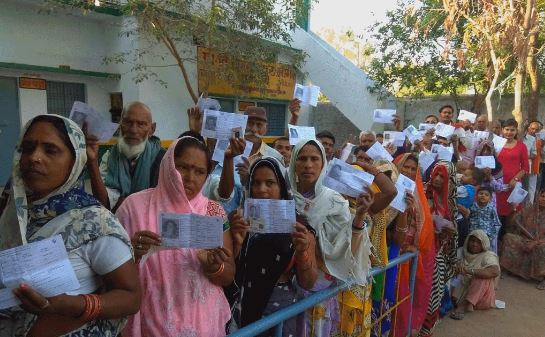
[0,77,20,185]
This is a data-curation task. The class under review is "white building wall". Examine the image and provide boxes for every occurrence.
[0,1,119,73]
[19,88,47,124]
[0,1,122,125]
[110,16,141,105]
[135,39,199,139]
[0,1,306,140]
[291,27,395,132]
[0,68,119,123]
[0,2,212,139]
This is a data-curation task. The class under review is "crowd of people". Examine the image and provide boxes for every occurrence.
[0,99,544,337]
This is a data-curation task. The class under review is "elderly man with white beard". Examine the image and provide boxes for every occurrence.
[86,101,166,211]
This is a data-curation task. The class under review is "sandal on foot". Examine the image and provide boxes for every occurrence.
[537,280,545,290]
[449,311,465,320]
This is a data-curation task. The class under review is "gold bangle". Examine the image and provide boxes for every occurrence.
[396,226,409,233]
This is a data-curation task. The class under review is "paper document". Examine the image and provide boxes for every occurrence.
[507,182,528,204]
[434,122,455,139]
[495,299,506,309]
[366,142,394,162]
[340,143,355,162]
[404,125,423,144]
[159,213,224,249]
[212,139,253,166]
[244,199,296,233]
[390,174,416,212]
[293,84,320,107]
[431,144,453,161]
[323,158,375,198]
[373,109,396,124]
[432,214,456,232]
[196,94,221,112]
[69,101,119,141]
[492,135,508,153]
[202,110,248,140]
[212,139,230,163]
[458,110,477,123]
[419,123,435,131]
[474,131,490,141]
[474,156,496,169]
[454,127,468,139]
[288,124,316,145]
[418,151,436,173]
[472,130,490,148]
[233,141,254,167]
[0,235,80,310]
[383,131,405,147]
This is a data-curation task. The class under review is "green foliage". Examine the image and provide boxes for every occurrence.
[364,0,487,101]
[123,0,309,101]
[317,28,374,69]
[53,0,309,102]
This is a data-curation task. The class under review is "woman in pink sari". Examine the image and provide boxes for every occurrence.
[116,136,235,337]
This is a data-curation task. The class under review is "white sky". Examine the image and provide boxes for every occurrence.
[311,0,398,35]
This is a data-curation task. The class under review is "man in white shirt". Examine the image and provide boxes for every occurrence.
[524,121,540,204]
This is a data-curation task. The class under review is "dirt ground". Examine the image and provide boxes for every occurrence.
[434,274,545,337]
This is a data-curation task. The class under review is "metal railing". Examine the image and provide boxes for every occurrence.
[228,251,419,337]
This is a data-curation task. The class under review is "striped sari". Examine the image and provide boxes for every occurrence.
[418,161,458,337]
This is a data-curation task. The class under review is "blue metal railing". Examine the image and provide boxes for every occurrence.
[228,252,419,337]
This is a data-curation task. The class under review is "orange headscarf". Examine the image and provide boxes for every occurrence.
[393,153,434,252]
[393,153,436,335]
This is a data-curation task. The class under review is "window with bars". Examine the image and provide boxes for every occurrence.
[46,81,86,117]
[257,102,287,136]
[210,96,235,113]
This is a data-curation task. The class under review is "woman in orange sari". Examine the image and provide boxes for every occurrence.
[393,153,435,337]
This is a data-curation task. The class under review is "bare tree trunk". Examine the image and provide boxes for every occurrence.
[486,48,500,121]
[201,0,217,98]
[513,66,525,128]
[527,46,540,121]
[526,13,540,121]
[149,16,199,104]
[471,92,486,114]
[513,0,535,128]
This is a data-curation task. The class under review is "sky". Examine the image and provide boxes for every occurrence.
[310,0,398,35]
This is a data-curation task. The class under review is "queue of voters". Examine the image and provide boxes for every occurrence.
[2,97,545,337]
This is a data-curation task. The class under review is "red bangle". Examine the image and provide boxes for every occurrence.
[80,294,102,322]
[207,262,225,277]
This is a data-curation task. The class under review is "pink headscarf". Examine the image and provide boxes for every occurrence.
[119,137,209,236]
[117,137,230,337]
